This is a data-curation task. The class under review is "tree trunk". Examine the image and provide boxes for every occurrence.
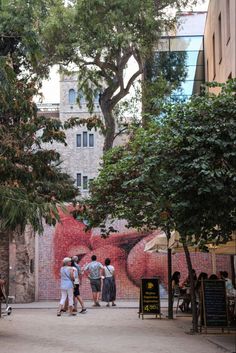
[183,243,198,333]
[166,227,173,319]
[167,248,173,319]
[100,101,116,152]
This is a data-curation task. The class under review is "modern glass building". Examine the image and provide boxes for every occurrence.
[146,12,207,102]
[157,35,205,100]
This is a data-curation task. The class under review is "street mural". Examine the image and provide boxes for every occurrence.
[38,208,230,301]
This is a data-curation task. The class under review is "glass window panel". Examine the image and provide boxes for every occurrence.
[78,90,86,104]
[76,134,81,147]
[170,36,203,51]
[181,65,205,81]
[83,176,88,190]
[170,51,204,66]
[172,80,194,96]
[69,89,76,105]
[149,51,188,83]
[76,173,81,187]
[173,79,204,97]
[89,134,94,147]
[94,93,100,102]
[83,132,88,147]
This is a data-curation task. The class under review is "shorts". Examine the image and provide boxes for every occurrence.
[90,278,101,293]
[74,284,80,297]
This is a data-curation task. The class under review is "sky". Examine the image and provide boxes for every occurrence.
[39,0,209,104]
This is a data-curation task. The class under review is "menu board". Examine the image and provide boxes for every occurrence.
[202,280,228,328]
[139,278,160,318]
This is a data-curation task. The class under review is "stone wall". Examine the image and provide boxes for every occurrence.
[0,231,9,290]
[8,227,36,303]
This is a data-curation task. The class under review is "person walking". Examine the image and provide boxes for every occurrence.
[102,258,116,307]
[84,255,103,307]
[57,257,76,316]
[71,255,87,313]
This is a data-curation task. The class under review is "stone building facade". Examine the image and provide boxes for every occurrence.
[204,0,236,90]
[55,74,104,197]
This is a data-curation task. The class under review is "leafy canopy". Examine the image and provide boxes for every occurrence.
[86,80,236,247]
[0,0,79,233]
[42,0,197,150]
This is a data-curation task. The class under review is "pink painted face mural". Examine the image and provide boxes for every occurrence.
[37,207,231,300]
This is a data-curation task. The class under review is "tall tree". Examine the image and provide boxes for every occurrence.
[0,0,78,233]
[0,0,80,301]
[84,80,236,331]
[42,0,196,151]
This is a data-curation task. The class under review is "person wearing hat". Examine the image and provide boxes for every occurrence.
[57,257,76,316]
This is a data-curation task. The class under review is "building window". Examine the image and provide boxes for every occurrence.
[212,34,216,80]
[78,90,85,104]
[76,173,90,190]
[76,134,81,147]
[83,132,88,147]
[226,0,231,44]
[76,173,82,187]
[150,35,205,100]
[69,89,76,105]
[228,72,232,79]
[206,59,209,81]
[218,13,222,64]
[76,132,95,148]
[83,176,88,190]
[89,133,94,147]
[89,178,94,186]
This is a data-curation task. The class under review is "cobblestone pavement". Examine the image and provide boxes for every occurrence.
[0,305,235,353]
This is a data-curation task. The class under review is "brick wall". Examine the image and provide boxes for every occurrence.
[38,214,231,301]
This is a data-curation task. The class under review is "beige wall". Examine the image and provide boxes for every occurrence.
[204,0,236,88]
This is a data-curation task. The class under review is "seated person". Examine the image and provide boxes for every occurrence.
[220,271,236,296]
[208,274,218,280]
[179,269,197,312]
[171,271,181,297]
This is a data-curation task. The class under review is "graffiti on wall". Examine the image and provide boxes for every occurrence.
[49,209,231,300]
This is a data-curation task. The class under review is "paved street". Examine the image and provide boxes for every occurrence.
[0,303,235,353]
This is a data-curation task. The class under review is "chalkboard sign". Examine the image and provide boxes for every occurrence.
[201,280,228,328]
[139,278,160,319]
